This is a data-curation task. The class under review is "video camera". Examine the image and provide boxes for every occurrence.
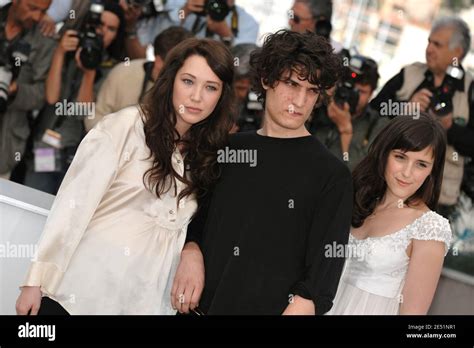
[76,0,105,70]
[0,40,31,113]
[194,0,231,22]
[429,65,464,117]
[334,50,377,115]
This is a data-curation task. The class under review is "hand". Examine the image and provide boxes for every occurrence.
[328,101,352,134]
[16,286,42,315]
[119,0,142,32]
[437,112,453,130]
[171,242,205,314]
[185,0,206,13]
[206,18,233,38]
[409,88,433,112]
[58,30,80,54]
[39,14,56,37]
[9,80,18,95]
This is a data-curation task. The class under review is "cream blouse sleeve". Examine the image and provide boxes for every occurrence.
[21,127,119,295]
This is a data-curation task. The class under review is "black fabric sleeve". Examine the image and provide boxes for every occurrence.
[446,81,474,158]
[185,191,212,246]
[290,167,353,315]
[370,68,405,114]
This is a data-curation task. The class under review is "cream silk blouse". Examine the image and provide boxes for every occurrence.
[21,106,197,314]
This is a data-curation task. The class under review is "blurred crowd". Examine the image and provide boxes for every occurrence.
[0,0,473,222]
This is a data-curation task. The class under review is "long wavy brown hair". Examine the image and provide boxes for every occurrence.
[140,38,235,203]
[352,112,447,228]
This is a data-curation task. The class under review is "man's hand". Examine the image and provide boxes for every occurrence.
[186,0,206,13]
[328,101,352,134]
[437,112,453,130]
[39,14,56,37]
[282,295,315,315]
[171,242,205,314]
[9,80,18,96]
[409,88,433,112]
[206,18,233,38]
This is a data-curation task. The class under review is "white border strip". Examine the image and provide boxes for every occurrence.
[0,195,50,217]
[442,267,474,286]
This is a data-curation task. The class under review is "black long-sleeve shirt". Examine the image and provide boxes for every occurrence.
[370,67,474,158]
[186,131,353,315]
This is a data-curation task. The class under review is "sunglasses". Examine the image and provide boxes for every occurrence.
[292,14,314,24]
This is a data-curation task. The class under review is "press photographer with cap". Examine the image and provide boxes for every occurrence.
[308,53,389,171]
[370,16,474,217]
[178,0,258,46]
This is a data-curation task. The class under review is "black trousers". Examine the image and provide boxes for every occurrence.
[37,297,70,315]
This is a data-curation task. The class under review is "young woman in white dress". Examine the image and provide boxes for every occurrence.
[329,112,452,315]
[15,38,236,315]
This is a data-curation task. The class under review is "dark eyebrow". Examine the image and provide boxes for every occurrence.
[428,38,442,46]
[182,73,221,86]
[393,150,432,164]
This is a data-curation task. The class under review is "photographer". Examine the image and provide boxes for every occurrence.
[230,43,262,133]
[119,0,185,59]
[87,26,192,131]
[22,0,126,194]
[179,0,258,46]
[309,54,389,171]
[370,16,474,216]
[0,0,56,180]
[288,0,342,52]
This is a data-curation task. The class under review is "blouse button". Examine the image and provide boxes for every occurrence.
[177,159,182,164]
[169,209,175,215]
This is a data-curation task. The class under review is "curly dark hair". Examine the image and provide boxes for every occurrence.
[249,29,342,106]
[352,112,447,228]
[140,38,236,203]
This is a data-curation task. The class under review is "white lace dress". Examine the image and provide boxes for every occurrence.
[328,211,452,315]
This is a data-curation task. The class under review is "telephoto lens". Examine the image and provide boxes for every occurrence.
[79,0,105,70]
[0,40,31,113]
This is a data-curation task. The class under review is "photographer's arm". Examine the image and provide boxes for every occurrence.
[75,50,96,103]
[120,0,146,59]
[45,30,79,105]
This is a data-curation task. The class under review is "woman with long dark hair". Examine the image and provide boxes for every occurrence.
[15,38,235,315]
[328,112,452,314]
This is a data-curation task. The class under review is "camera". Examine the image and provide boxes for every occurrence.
[77,0,105,70]
[0,40,31,113]
[126,0,166,18]
[429,65,464,117]
[236,91,263,132]
[194,0,231,22]
[315,16,332,40]
[334,51,377,115]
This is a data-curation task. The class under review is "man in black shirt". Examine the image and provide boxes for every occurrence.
[171,29,353,315]
[370,16,473,216]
